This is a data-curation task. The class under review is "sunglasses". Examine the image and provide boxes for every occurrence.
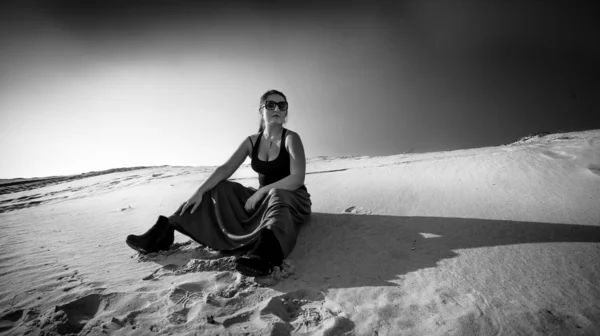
[262,100,288,111]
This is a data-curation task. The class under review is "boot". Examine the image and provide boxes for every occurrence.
[126,216,174,254]
[235,229,283,277]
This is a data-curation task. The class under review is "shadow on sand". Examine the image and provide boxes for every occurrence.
[145,212,600,291]
[286,212,600,289]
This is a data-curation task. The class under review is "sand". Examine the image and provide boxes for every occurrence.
[1,130,599,336]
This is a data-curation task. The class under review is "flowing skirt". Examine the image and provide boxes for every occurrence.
[168,180,312,258]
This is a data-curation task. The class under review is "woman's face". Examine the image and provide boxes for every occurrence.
[260,94,287,126]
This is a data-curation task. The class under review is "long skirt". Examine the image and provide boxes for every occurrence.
[168,180,312,258]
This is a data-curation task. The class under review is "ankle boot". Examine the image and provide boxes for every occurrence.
[126,216,174,254]
[235,229,283,277]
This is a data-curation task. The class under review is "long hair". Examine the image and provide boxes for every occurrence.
[258,89,288,133]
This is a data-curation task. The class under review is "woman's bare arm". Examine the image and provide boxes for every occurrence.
[195,137,252,194]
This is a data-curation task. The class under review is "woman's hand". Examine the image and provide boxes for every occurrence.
[245,189,266,213]
[179,190,205,216]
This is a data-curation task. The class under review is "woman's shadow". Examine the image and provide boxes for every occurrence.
[288,212,600,289]
[143,212,600,290]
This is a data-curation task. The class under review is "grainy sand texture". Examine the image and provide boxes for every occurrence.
[1,130,599,336]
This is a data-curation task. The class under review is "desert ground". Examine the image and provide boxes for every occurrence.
[1,130,599,335]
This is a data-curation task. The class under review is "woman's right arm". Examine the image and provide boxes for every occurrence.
[179,136,253,215]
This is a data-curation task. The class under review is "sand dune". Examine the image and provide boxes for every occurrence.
[1,130,599,335]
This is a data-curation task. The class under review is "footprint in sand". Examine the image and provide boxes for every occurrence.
[35,293,131,335]
[540,150,576,160]
[166,272,258,326]
[167,282,206,325]
[343,206,372,215]
[222,288,354,334]
[3,308,40,334]
[54,293,105,334]
[217,273,258,299]
[0,309,25,333]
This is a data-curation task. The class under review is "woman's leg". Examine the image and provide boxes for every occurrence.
[167,180,257,250]
[235,188,310,276]
[126,180,258,254]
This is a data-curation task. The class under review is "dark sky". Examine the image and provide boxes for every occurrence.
[1,0,599,177]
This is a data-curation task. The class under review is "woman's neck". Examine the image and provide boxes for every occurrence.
[264,124,283,138]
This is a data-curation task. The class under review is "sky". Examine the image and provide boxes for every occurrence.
[0,0,598,179]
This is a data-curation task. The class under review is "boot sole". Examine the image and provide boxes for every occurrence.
[126,239,151,254]
[235,263,272,277]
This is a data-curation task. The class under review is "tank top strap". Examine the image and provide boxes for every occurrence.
[252,131,263,158]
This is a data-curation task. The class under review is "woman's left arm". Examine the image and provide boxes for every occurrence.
[260,131,306,193]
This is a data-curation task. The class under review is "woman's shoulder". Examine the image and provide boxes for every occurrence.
[284,128,301,139]
[284,129,303,149]
[246,133,259,148]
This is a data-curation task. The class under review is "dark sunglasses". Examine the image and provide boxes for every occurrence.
[263,100,288,111]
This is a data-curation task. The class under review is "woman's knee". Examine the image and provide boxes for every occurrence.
[213,180,241,193]
[267,188,289,198]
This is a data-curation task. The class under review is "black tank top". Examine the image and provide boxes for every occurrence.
[250,129,307,191]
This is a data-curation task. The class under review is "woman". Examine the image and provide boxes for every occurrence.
[126,89,312,277]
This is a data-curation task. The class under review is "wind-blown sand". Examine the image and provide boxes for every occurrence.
[1,130,599,336]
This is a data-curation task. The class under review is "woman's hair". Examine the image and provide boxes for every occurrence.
[258,89,288,133]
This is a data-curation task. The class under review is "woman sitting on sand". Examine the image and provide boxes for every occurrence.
[126,89,311,277]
